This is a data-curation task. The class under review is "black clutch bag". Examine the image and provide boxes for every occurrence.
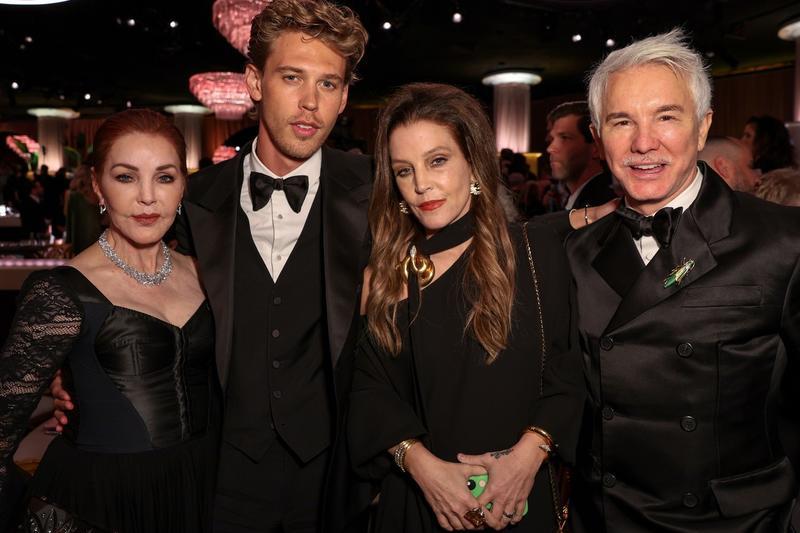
[21,497,109,533]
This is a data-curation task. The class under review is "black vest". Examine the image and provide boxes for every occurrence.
[225,192,334,463]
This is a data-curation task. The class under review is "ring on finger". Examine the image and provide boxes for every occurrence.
[502,511,515,520]
[464,507,486,528]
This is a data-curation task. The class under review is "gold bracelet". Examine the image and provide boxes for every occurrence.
[394,438,419,473]
[522,426,556,456]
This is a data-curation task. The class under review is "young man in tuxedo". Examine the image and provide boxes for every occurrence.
[180,3,371,531]
[566,29,800,532]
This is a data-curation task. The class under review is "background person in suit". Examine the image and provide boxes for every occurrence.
[566,28,800,532]
[53,1,371,532]
[545,101,618,211]
[699,136,762,193]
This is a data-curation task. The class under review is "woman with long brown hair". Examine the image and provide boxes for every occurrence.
[348,83,583,532]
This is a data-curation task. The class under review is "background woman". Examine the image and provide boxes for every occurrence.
[0,109,217,532]
[348,83,583,532]
[741,115,796,174]
[64,164,104,255]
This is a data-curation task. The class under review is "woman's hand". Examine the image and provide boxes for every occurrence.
[403,443,488,531]
[456,432,549,529]
[568,198,621,229]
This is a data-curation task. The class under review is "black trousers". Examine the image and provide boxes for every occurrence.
[213,436,330,533]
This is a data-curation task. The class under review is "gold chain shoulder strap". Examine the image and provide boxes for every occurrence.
[521,222,570,532]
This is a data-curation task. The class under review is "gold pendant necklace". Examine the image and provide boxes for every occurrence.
[400,245,435,287]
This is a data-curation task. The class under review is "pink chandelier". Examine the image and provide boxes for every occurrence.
[189,72,253,120]
[212,0,269,56]
[212,145,238,164]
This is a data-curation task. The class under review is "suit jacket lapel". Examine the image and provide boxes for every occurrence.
[592,218,645,297]
[605,163,733,332]
[185,142,251,388]
[321,147,372,368]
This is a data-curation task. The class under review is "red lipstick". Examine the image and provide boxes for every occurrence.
[132,214,160,225]
[418,200,445,211]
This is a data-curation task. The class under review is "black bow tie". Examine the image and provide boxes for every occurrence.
[249,171,309,213]
[615,205,683,248]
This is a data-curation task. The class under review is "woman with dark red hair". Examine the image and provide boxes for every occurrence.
[0,109,217,533]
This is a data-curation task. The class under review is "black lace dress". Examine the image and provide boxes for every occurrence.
[0,266,218,533]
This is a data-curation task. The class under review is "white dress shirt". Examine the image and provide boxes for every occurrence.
[633,167,703,265]
[239,140,322,280]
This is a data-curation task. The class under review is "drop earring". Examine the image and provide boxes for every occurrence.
[99,204,107,214]
[469,181,482,196]
[399,200,410,214]
[177,202,182,215]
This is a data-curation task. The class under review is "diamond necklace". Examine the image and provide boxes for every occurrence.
[98,229,173,286]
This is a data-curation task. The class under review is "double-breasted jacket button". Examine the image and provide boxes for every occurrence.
[602,473,617,488]
[272,329,280,338]
[676,342,694,358]
[272,390,282,399]
[600,336,615,351]
[682,492,699,508]
[273,296,282,305]
[680,416,697,432]
[602,406,615,420]
[272,360,281,369]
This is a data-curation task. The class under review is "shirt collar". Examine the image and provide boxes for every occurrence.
[665,166,703,212]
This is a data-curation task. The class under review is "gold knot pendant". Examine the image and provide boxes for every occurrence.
[400,245,435,287]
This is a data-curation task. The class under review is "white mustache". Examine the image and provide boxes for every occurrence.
[622,157,670,166]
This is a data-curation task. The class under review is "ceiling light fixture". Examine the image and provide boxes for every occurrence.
[189,72,253,120]
[382,21,392,30]
[24,36,33,43]
[126,18,135,27]
[212,0,269,56]
[482,70,542,86]
[0,0,72,4]
[28,108,79,119]
[605,38,615,47]
[83,93,91,100]
[452,12,462,23]
[572,33,582,43]
[778,17,800,41]
[165,104,212,115]
[11,81,20,90]
[169,20,179,29]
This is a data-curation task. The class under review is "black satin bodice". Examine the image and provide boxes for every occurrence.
[58,267,215,452]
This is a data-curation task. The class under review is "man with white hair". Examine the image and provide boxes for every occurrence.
[566,28,800,531]
[700,136,762,193]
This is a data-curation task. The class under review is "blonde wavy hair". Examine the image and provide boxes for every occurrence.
[248,0,368,84]
[366,83,516,363]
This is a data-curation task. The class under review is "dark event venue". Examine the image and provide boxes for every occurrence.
[0,0,800,533]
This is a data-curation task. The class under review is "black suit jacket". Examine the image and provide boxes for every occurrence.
[570,171,617,210]
[175,142,373,532]
[565,163,800,532]
[175,142,372,396]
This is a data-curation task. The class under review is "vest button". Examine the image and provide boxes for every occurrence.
[273,390,282,399]
[272,360,281,369]
[676,342,694,358]
[272,329,280,338]
[602,406,615,420]
[602,473,616,488]
[273,296,282,305]
[682,492,699,508]
[600,336,615,351]
[680,416,697,432]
